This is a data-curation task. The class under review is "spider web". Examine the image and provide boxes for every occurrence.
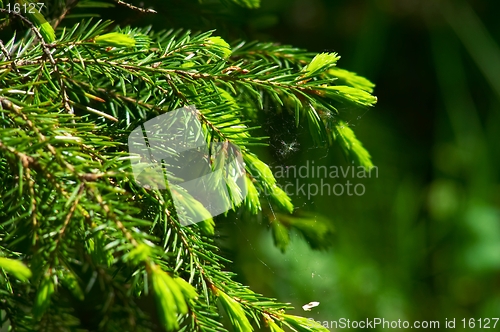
[215,103,372,315]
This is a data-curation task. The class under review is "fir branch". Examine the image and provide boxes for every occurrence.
[0,8,71,112]
[52,0,80,29]
[0,14,377,331]
[114,0,157,13]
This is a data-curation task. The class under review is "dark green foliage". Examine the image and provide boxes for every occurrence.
[0,1,376,331]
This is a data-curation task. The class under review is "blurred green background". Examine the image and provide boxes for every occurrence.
[33,0,500,329]
[208,0,500,329]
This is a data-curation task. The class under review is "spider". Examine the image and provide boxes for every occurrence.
[278,140,300,158]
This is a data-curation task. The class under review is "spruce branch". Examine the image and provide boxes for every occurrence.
[0,12,376,331]
[113,0,157,13]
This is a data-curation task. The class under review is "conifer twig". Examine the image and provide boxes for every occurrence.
[0,9,72,113]
[114,0,157,13]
